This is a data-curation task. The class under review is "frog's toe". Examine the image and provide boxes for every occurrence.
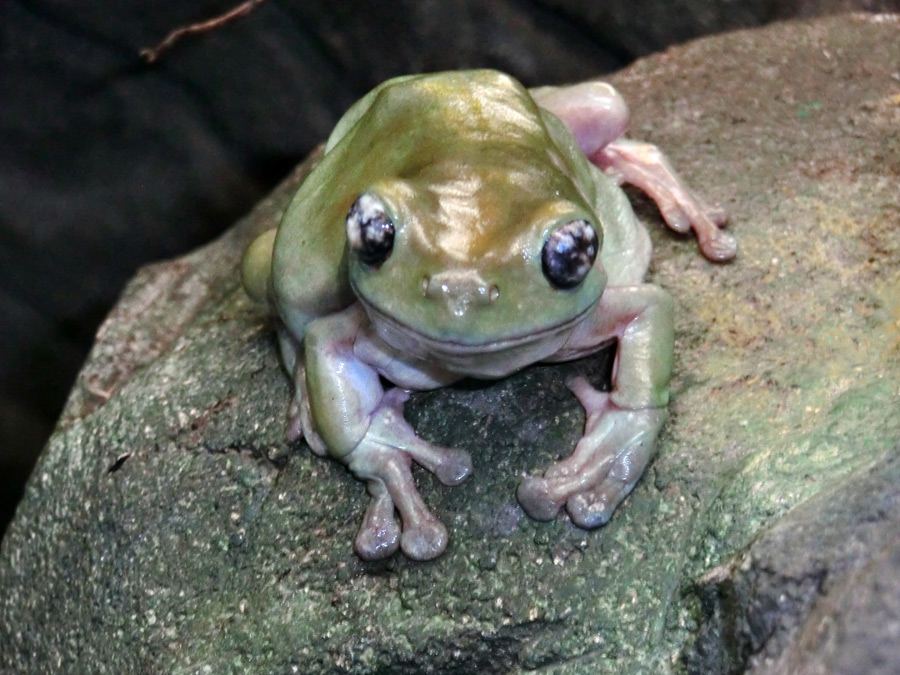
[399,438,472,486]
[367,388,473,486]
[657,199,692,234]
[697,228,737,262]
[386,466,452,560]
[431,448,472,486]
[285,387,328,455]
[516,477,565,521]
[707,204,729,227]
[400,516,449,561]
[565,479,636,529]
[355,492,401,560]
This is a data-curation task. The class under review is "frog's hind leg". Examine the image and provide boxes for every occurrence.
[531,81,735,262]
[275,323,328,453]
[594,138,736,262]
[275,322,304,442]
[530,81,630,159]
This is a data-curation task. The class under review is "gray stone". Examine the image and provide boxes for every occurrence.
[686,449,900,674]
[2,12,899,674]
[4,0,898,551]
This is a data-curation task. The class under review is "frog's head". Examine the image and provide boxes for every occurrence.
[324,70,608,376]
[345,156,607,375]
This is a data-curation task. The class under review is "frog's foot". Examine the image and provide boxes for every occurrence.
[517,377,665,529]
[594,138,737,262]
[346,389,473,561]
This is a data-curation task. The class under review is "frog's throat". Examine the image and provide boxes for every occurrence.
[357,295,596,358]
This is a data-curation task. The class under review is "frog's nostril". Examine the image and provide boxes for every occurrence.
[421,271,497,310]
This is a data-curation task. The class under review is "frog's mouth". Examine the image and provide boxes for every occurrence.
[357,296,595,376]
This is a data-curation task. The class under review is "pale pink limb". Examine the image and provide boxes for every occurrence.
[593,139,736,261]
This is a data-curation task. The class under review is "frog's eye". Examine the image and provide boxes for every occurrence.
[346,194,395,267]
[541,219,599,290]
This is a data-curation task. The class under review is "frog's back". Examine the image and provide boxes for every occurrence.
[270,70,574,336]
[266,69,649,337]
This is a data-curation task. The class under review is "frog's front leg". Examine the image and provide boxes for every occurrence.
[518,285,673,528]
[304,304,472,561]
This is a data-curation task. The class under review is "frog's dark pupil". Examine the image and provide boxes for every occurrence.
[358,215,394,265]
[542,220,598,290]
[347,195,395,267]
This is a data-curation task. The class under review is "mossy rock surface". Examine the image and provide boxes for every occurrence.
[2,13,899,674]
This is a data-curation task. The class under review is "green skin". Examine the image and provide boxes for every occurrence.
[242,70,734,561]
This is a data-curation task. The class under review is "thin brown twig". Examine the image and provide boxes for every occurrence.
[140,0,268,64]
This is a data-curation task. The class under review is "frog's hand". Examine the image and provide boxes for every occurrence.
[518,378,665,527]
[519,284,672,526]
[347,389,472,560]
[595,138,736,262]
[305,305,472,561]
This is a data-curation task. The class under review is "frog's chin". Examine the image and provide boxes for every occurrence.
[358,299,591,378]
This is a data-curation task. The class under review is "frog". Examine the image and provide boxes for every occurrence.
[242,69,734,561]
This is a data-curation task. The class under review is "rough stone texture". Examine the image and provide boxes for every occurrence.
[4,0,900,541]
[1,12,899,674]
[686,449,900,674]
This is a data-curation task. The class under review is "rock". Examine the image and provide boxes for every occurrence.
[685,449,900,674]
[3,0,897,549]
[1,13,899,674]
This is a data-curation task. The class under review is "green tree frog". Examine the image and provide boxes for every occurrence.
[242,70,734,561]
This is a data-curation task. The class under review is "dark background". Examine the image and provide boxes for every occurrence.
[2,0,897,536]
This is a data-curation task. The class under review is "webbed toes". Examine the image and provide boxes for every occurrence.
[285,399,304,442]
